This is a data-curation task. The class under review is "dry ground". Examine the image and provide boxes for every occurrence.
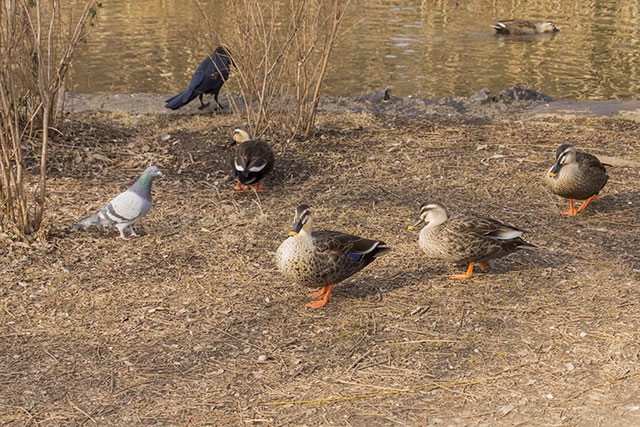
[1,110,639,426]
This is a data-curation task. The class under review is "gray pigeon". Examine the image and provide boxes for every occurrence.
[73,166,162,239]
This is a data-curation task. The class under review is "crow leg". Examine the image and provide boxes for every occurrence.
[197,93,210,110]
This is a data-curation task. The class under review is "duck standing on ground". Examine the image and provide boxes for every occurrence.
[165,46,233,111]
[545,144,609,216]
[491,20,559,35]
[228,127,275,191]
[408,202,535,280]
[276,205,390,308]
[73,166,162,240]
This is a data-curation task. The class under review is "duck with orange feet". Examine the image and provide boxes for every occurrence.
[228,127,274,191]
[276,205,390,308]
[408,202,535,280]
[545,144,608,216]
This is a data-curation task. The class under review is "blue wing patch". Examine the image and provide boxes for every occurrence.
[347,252,363,262]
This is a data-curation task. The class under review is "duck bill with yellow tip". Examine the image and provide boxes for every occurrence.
[407,218,423,231]
[548,161,562,177]
[288,220,303,236]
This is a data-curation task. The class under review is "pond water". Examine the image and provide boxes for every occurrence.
[71,0,640,100]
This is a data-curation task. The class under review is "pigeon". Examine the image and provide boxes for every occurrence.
[73,166,162,239]
[164,46,233,110]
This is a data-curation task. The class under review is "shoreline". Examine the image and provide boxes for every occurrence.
[65,88,640,122]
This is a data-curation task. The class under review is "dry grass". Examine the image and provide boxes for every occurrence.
[1,111,639,425]
[0,0,99,236]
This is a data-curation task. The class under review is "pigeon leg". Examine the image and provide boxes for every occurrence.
[479,261,489,272]
[128,225,139,237]
[116,225,128,240]
[197,93,210,110]
[561,199,577,216]
[306,285,334,309]
[450,262,474,280]
[576,194,599,213]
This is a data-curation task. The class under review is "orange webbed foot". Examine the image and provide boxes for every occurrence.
[308,287,329,298]
[576,194,599,213]
[561,199,577,216]
[479,261,489,272]
[305,284,333,309]
[450,262,475,280]
[234,183,249,191]
[252,181,266,191]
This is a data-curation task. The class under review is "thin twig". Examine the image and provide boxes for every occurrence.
[67,396,96,424]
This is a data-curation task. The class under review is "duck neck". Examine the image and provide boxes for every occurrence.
[426,209,448,228]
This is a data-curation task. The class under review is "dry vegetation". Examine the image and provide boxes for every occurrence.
[1,110,639,425]
[197,0,352,139]
[0,0,99,236]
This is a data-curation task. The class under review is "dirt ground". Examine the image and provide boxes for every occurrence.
[1,109,639,426]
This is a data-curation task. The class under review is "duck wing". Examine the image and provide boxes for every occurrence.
[312,231,389,265]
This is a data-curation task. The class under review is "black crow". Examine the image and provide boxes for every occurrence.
[165,46,233,110]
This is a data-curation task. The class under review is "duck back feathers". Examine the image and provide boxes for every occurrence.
[420,215,534,265]
[492,19,559,35]
[276,205,389,289]
[545,145,608,200]
[232,139,275,185]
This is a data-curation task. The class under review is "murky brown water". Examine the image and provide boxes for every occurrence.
[71,0,640,100]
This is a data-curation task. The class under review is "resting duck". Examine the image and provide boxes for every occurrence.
[408,202,535,280]
[491,20,559,35]
[275,204,390,308]
[545,144,608,216]
[228,127,274,191]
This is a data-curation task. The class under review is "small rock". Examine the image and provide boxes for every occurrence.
[160,134,171,142]
[497,86,552,103]
[469,88,495,104]
[565,362,575,372]
[258,355,268,362]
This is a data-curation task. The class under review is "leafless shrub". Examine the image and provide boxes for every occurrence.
[197,0,352,140]
[0,0,99,239]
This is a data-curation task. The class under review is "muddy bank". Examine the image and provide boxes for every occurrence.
[65,87,640,122]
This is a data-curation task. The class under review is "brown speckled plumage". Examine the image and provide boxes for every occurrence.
[409,202,534,279]
[275,205,389,308]
[545,144,608,201]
